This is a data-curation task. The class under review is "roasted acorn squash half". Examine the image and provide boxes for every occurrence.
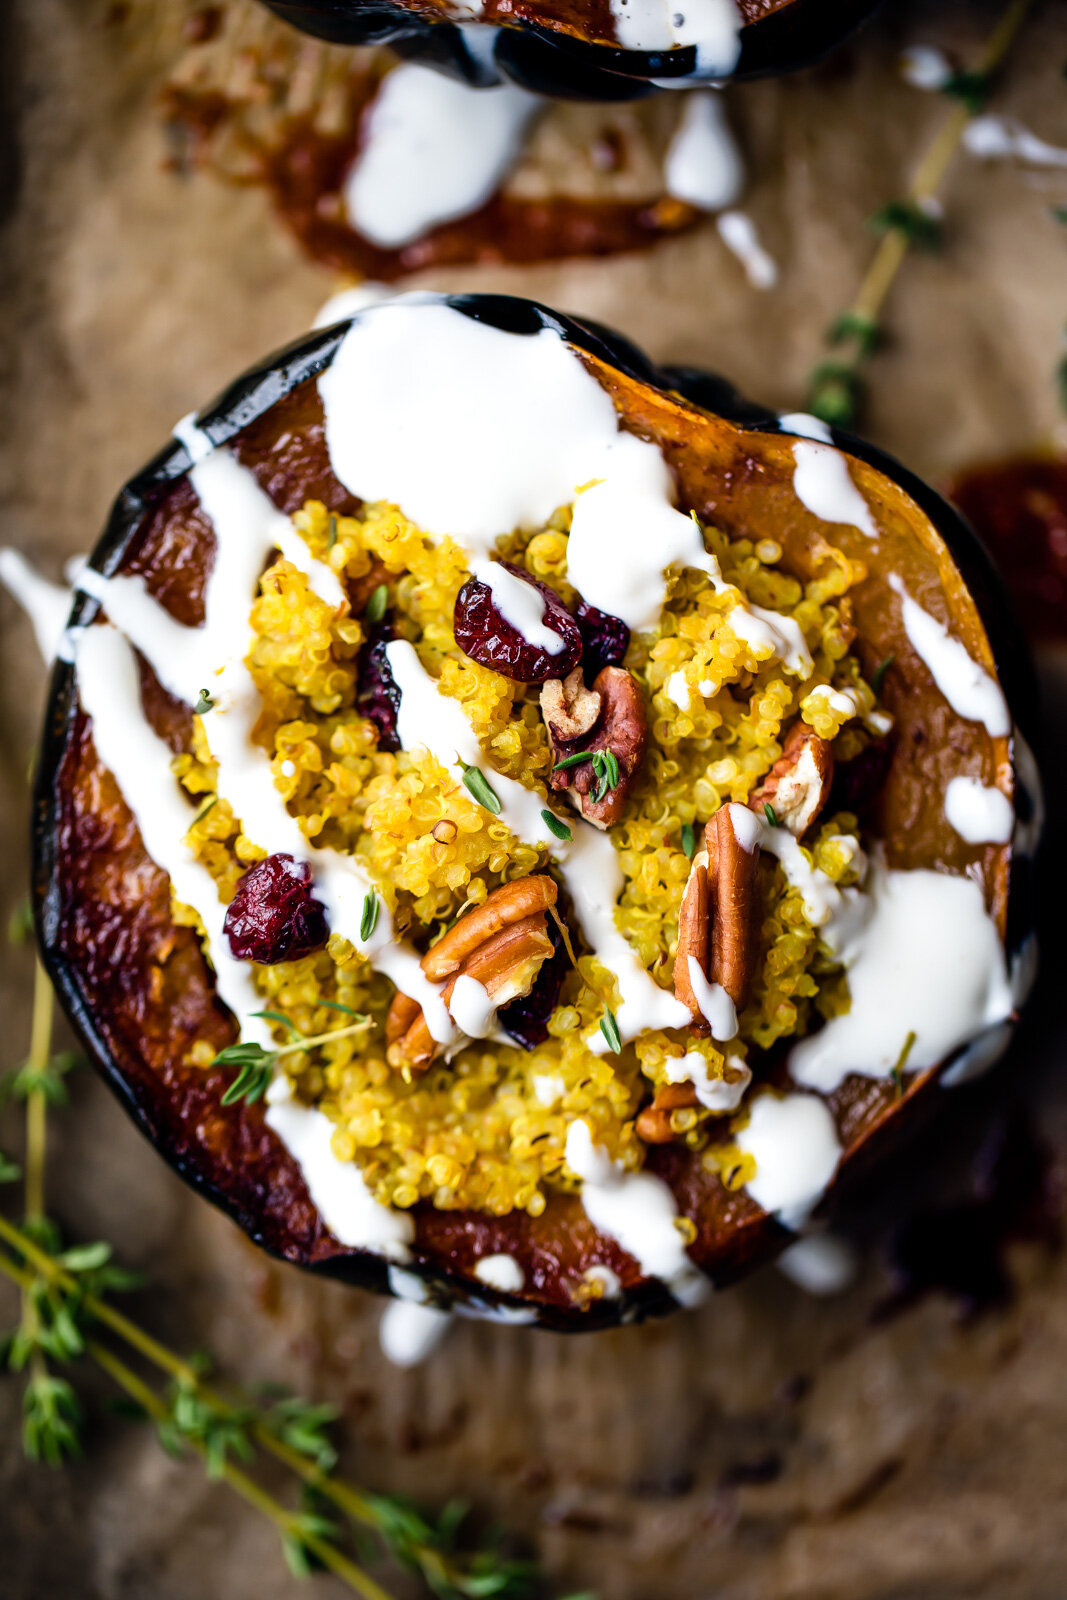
[34,295,1039,1330]
[259,0,882,99]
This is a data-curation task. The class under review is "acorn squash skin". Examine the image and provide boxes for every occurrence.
[259,0,883,99]
[33,295,1038,1331]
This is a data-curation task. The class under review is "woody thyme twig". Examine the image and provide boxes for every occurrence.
[808,0,1036,427]
[0,938,573,1600]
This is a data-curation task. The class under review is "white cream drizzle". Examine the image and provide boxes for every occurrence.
[727,603,813,678]
[448,975,496,1039]
[686,956,738,1040]
[791,441,880,541]
[472,1253,525,1292]
[0,548,76,663]
[564,1121,709,1306]
[264,1080,414,1257]
[665,1049,750,1111]
[475,560,565,654]
[789,858,1013,1095]
[663,90,743,212]
[379,1299,453,1367]
[889,575,1010,737]
[778,412,833,444]
[610,0,742,76]
[776,1232,857,1295]
[343,65,541,250]
[963,114,1067,169]
[944,775,1013,844]
[735,1092,842,1230]
[716,209,778,289]
[899,44,953,91]
[318,298,722,633]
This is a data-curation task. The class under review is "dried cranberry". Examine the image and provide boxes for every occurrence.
[574,598,629,680]
[498,907,569,1050]
[224,853,329,964]
[357,622,401,751]
[453,561,583,684]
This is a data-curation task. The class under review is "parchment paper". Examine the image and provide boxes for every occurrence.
[3,2,1067,1596]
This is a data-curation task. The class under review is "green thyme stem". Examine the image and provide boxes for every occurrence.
[0,1244,393,1600]
[813,0,1035,419]
[272,1021,368,1061]
[0,1213,469,1588]
[84,1340,397,1600]
[23,962,54,1226]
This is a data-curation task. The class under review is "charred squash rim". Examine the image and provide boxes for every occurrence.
[33,295,1039,1330]
[260,0,882,98]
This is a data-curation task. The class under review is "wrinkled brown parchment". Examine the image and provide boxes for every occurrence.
[3,2,1067,1596]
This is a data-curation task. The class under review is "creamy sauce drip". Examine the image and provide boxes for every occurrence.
[663,90,743,212]
[379,1299,453,1367]
[735,1092,842,1230]
[889,576,1010,737]
[944,775,1013,844]
[0,549,76,663]
[665,1049,750,1111]
[963,115,1067,168]
[716,209,778,289]
[264,1082,414,1257]
[777,1232,857,1295]
[344,66,541,250]
[789,859,1013,1095]
[472,1253,525,1292]
[610,0,742,77]
[791,441,880,541]
[319,298,722,633]
[565,1121,709,1306]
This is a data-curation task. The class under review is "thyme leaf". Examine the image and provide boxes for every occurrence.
[359,890,379,942]
[868,199,943,252]
[215,1043,275,1106]
[193,688,215,716]
[763,802,779,828]
[681,821,697,857]
[0,1150,21,1183]
[540,808,572,842]
[599,1009,622,1054]
[326,514,338,551]
[891,1029,919,1098]
[364,583,388,623]
[459,760,502,815]
[7,898,33,946]
[870,654,894,696]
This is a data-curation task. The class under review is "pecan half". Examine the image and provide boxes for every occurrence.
[673,848,710,1025]
[709,804,760,1010]
[673,803,760,1030]
[386,875,558,1071]
[544,665,648,830]
[750,722,833,838]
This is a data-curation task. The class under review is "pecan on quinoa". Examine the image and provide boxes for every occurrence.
[386,876,558,1072]
[750,721,833,838]
[673,803,760,1032]
[541,665,648,830]
[636,1081,699,1145]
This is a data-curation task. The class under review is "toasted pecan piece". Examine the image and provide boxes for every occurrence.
[422,875,557,982]
[750,721,833,838]
[673,849,710,1027]
[636,1081,699,1144]
[544,665,648,830]
[540,668,601,742]
[385,876,559,1070]
[389,913,555,1071]
[708,804,760,1011]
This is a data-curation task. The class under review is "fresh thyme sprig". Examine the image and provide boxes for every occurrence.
[680,821,697,857]
[553,748,620,803]
[807,0,1036,426]
[0,965,545,1599]
[458,760,502,816]
[213,1016,371,1105]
